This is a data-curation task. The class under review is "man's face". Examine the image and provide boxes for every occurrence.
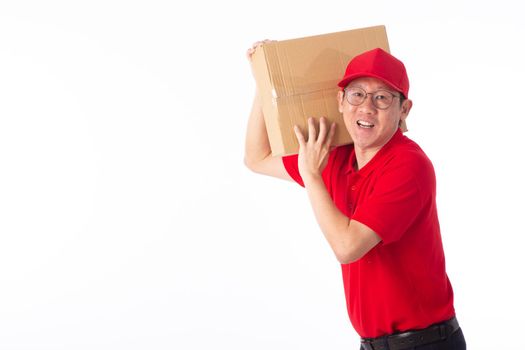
[337,77,412,153]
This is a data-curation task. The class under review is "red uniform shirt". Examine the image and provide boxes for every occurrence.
[282,129,455,338]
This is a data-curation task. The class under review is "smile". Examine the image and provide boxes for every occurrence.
[357,120,374,128]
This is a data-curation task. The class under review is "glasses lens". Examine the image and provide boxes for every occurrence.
[372,90,394,109]
[345,87,366,106]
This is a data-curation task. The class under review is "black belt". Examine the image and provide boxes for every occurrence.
[360,317,460,350]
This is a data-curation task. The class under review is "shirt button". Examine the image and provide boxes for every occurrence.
[351,185,357,191]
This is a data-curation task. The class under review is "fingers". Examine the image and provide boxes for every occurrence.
[314,117,336,148]
[297,118,336,149]
[246,39,272,60]
[326,122,337,147]
[294,125,306,147]
[246,47,255,60]
[317,117,327,145]
[246,42,260,60]
[308,117,317,144]
[246,45,259,60]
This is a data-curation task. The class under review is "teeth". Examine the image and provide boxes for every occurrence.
[357,120,374,128]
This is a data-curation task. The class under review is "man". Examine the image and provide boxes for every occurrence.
[244,45,466,350]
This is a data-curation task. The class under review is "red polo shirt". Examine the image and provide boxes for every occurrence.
[282,129,455,338]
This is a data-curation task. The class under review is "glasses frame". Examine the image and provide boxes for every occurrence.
[343,86,401,110]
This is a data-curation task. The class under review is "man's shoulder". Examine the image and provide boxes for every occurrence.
[386,135,434,172]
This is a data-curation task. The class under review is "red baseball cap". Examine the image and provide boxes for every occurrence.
[337,48,409,98]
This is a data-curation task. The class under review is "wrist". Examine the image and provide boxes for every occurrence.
[302,172,323,186]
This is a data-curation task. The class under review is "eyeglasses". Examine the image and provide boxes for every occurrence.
[343,86,400,110]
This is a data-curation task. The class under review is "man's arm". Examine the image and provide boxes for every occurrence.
[303,175,381,263]
[244,42,291,181]
[294,117,381,264]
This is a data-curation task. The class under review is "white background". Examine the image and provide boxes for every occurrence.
[1,1,524,349]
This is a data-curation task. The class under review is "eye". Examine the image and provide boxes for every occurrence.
[374,91,391,101]
[348,88,364,97]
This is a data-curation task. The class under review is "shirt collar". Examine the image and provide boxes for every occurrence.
[345,128,404,175]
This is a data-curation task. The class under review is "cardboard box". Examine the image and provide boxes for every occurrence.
[251,25,406,156]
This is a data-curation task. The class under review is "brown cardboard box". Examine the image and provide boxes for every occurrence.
[251,25,405,156]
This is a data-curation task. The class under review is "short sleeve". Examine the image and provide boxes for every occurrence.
[351,152,435,244]
[282,154,304,187]
[282,148,342,188]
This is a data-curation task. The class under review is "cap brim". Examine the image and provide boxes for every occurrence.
[338,73,406,98]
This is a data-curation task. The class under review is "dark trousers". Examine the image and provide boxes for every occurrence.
[360,328,466,350]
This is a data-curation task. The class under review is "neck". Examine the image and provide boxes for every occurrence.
[353,129,400,170]
[354,146,381,170]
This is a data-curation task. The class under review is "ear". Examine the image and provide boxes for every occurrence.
[399,99,413,122]
[337,90,345,113]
